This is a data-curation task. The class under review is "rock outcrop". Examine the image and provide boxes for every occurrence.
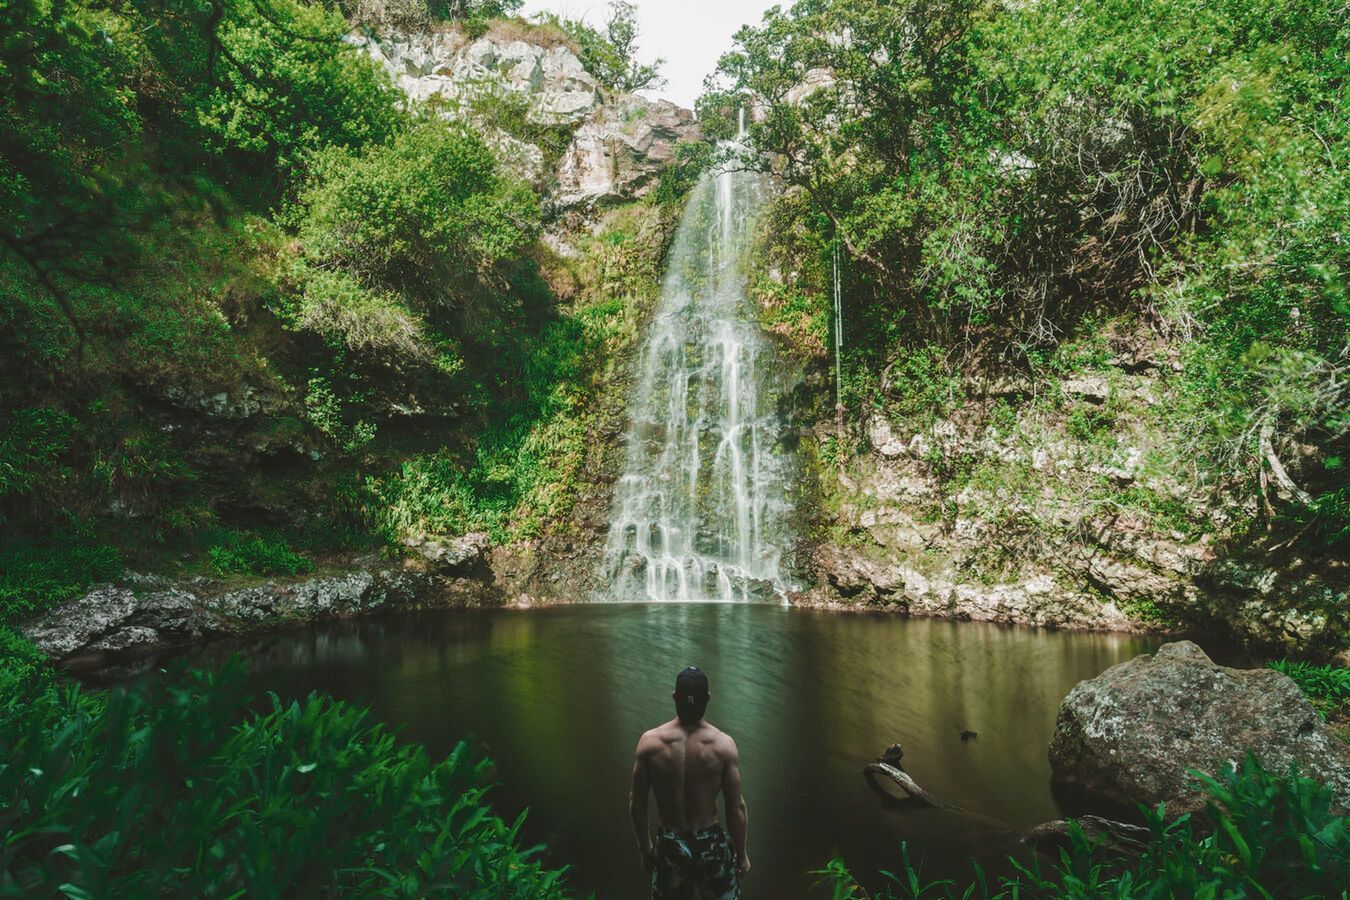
[1048,641,1350,815]
[22,566,501,666]
[402,530,490,575]
[795,348,1348,652]
[355,29,601,125]
[350,26,701,210]
[800,542,1137,630]
[553,95,698,208]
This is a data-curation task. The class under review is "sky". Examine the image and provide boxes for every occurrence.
[518,0,778,109]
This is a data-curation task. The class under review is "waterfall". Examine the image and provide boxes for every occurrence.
[601,138,796,603]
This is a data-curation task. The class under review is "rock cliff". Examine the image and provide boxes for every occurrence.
[350,24,701,211]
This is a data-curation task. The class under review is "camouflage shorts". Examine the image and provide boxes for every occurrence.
[649,825,740,900]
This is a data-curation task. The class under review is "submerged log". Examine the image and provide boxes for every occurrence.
[1021,815,1151,856]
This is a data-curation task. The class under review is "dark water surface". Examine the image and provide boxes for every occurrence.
[181,604,1162,898]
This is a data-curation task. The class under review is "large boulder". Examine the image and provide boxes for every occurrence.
[1049,641,1350,815]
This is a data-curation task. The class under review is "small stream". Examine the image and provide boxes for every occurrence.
[175,603,1164,898]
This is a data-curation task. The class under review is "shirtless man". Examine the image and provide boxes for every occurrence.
[629,666,750,900]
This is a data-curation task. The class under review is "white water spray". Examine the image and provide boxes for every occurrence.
[601,130,795,603]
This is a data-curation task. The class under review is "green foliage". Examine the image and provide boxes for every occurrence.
[374,290,629,543]
[881,345,963,421]
[0,627,47,687]
[651,140,716,207]
[0,661,569,897]
[427,0,522,24]
[1,0,417,560]
[714,0,1349,533]
[199,0,407,179]
[0,408,73,500]
[1296,477,1350,548]
[820,757,1350,898]
[370,204,665,545]
[0,538,122,624]
[305,373,379,452]
[1065,404,1115,443]
[537,1,664,92]
[283,118,540,378]
[1271,659,1350,719]
[460,82,574,165]
[204,529,315,577]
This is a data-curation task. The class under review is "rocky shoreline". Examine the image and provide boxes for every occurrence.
[21,563,501,670]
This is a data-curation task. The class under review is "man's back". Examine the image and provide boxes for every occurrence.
[639,719,733,832]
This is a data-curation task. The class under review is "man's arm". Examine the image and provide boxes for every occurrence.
[629,736,653,871]
[721,738,750,876]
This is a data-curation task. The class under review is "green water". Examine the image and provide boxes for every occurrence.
[186,604,1161,897]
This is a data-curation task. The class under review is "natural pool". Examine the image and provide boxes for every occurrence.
[177,603,1163,897]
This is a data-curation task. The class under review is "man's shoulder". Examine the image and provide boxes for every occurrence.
[699,722,738,756]
[637,721,677,752]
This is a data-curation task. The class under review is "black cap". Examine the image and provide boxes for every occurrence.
[675,666,709,698]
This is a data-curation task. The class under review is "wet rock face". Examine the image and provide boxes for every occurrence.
[1049,641,1350,815]
[801,543,1136,630]
[801,390,1347,651]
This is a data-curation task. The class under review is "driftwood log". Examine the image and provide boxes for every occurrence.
[862,744,955,808]
[863,762,955,808]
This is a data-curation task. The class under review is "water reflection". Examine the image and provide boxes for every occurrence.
[183,605,1161,898]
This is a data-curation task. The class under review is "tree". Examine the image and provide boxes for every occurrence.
[543,1,665,93]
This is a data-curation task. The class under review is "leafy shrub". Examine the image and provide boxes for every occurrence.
[1271,659,1350,719]
[881,345,962,421]
[205,529,315,577]
[820,757,1350,898]
[651,140,716,206]
[461,82,574,165]
[304,373,379,452]
[0,661,569,897]
[198,0,407,178]
[0,627,47,688]
[0,538,122,623]
[284,118,540,378]
[427,0,522,23]
[1297,481,1350,548]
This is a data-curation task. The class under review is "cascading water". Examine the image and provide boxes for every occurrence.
[601,126,796,603]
